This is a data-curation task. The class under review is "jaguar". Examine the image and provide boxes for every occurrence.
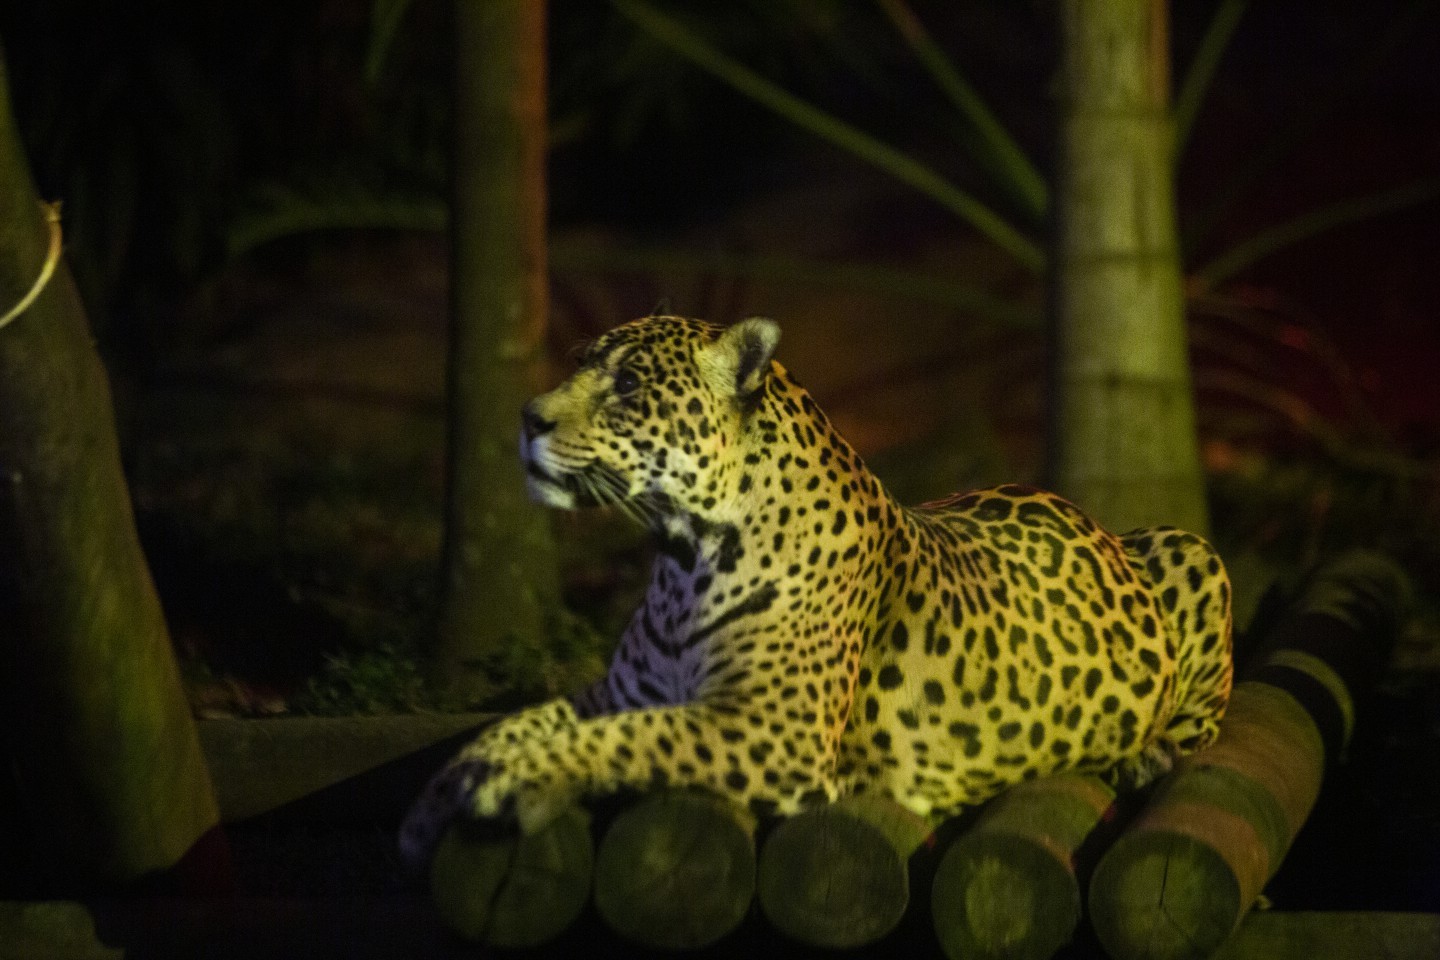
[400,314,1233,863]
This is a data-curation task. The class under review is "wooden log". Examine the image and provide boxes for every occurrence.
[1089,551,1409,960]
[756,793,933,949]
[593,789,756,950]
[428,807,592,949]
[931,773,1115,960]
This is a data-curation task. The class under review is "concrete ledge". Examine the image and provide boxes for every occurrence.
[197,714,491,823]
[1216,911,1440,960]
[2,897,462,960]
[3,903,1436,960]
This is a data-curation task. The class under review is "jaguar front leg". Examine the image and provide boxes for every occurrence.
[399,696,838,866]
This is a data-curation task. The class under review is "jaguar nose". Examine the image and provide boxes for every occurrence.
[521,402,556,440]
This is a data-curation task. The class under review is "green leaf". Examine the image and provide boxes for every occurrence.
[610,0,1043,273]
[1193,179,1440,291]
[1172,0,1248,157]
[1184,0,1431,254]
[365,0,415,86]
[874,0,1047,221]
[225,180,446,261]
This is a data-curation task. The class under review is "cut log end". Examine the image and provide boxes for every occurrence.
[428,807,592,948]
[1089,830,1243,960]
[932,832,1081,960]
[757,796,922,949]
[593,789,755,950]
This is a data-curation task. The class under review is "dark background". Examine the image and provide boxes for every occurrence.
[1,0,1437,915]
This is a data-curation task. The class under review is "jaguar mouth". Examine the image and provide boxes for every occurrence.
[524,462,579,508]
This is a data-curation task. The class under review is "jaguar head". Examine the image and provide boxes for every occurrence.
[519,315,780,520]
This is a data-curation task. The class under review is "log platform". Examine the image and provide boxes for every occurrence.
[2,554,1429,958]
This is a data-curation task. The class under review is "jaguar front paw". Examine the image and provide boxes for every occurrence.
[398,756,502,868]
[465,752,583,833]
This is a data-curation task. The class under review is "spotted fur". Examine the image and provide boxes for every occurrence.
[400,315,1233,862]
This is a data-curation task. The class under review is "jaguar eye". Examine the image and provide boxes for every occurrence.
[613,368,641,395]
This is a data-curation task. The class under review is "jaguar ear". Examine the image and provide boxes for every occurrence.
[701,316,780,402]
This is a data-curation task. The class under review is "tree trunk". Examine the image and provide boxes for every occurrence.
[0,43,221,889]
[433,0,562,701]
[1047,0,1208,535]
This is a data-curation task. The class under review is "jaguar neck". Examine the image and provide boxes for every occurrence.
[650,372,908,581]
